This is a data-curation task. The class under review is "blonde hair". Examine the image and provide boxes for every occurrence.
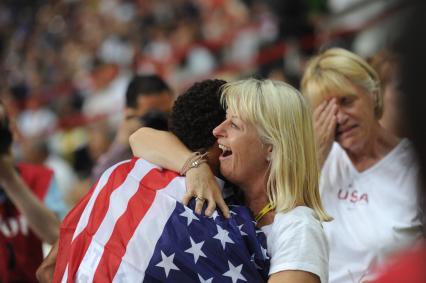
[221,78,331,222]
[301,48,382,118]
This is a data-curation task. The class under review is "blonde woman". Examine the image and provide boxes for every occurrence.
[301,48,423,283]
[130,79,331,283]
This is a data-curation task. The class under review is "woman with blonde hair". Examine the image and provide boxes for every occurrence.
[130,78,331,283]
[301,48,423,283]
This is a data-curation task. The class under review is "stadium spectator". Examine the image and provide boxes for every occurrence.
[0,99,64,283]
[21,138,77,212]
[91,74,173,182]
[301,47,423,283]
[130,78,331,283]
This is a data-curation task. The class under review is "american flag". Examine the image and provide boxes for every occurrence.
[53,158,270,283]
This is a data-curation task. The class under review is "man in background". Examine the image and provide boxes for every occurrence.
[91,74,173,181]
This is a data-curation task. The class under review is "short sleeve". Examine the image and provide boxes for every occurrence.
[267,211,329,283]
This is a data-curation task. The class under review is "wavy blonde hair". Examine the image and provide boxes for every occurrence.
[301,48,382,118]
[221,78,331,222]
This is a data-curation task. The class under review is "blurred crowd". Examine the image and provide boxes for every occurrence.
[0,0,404,210]
[0,0,314,209]
[1,0,424,282]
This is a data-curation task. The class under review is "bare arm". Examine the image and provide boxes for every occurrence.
[0,155,59,244]
[129,127,192,172]
[268,270,320,283]
[36,241,58,283]
[129,127,229,218]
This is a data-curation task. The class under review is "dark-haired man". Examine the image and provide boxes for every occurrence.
[91,74,173,181]
[38,80,269,283]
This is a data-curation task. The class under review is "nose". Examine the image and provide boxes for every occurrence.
[213,120,227,138]
[336,107,347,124]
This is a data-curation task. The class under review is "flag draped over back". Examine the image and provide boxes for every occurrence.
[54,158,270,283]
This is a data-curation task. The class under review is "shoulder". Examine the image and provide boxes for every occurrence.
[271,207,325,239]
[391,139,417,167]
[323,142,346,168]
[105,158,178,181]
[266,207,329,283]
[16,162,54,198]
[17,162,53,180]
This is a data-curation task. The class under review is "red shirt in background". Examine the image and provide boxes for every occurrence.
[0,163,53,283]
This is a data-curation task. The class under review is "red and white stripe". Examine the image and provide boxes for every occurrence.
[58,158,182,283]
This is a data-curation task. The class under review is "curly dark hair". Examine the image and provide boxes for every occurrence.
[169,79,226,151]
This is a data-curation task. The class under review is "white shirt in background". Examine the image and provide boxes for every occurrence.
[321,140,423,283]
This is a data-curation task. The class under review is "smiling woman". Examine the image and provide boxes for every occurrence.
[129,78,331,283]
[301,48,423,283]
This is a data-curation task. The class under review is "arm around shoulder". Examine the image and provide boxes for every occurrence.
[129,127,192,172]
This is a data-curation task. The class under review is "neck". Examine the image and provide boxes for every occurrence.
[239,175,274,226]
[347,123,400,171]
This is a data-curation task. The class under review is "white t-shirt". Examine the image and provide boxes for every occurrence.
[261,206,329,283]
[321,140,423,283]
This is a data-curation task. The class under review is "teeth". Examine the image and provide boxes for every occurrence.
[219,144,231,152]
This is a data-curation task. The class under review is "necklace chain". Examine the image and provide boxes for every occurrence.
[255,202,275,222]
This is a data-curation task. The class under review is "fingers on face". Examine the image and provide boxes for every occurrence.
[314,101,327,121]
[316,99,337,126]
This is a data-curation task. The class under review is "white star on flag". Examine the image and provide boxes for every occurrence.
[185,237,207,263]
[198,274,213,283]
[223,260,246,283]
[238,224,248,236]
[179,206,199,226]
[155,251,179,277]
[210,211,220,221]
[213,225,235,249]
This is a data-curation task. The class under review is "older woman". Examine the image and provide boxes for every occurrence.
[130,78,331,283]
[301,48,423,283]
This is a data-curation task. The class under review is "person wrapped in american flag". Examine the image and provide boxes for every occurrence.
[49,79,270,283]
[131,79,331,283]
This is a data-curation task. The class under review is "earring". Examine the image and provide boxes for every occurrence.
[266,156,271,162]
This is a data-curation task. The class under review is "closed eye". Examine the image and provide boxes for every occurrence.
[340,96,356,106]
[231,122,239,129]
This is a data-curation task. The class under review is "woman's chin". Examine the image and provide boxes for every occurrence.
[219,163,235,182]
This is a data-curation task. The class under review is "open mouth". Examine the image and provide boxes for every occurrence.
[219,144,232,158]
